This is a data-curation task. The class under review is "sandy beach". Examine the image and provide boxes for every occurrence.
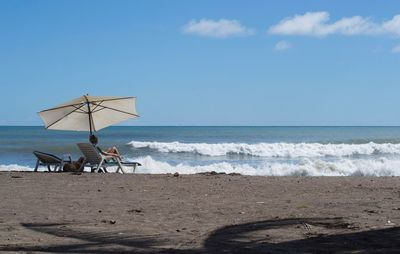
[0,172,399,253]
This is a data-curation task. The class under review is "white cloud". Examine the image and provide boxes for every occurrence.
[182,19,254,38]
[383,15,400,35]
[269,11,400,37]
[274,40,291,51]
[393,44,400,53]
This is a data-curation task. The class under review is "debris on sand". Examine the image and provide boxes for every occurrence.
[228,173,241,176]
[364,209,378,214]
[128,209,142,213]
[198,171,242,176]
[101,219,116,224]
[385,220,395,226]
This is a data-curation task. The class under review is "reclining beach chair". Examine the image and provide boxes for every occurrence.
[77,143,141,173]
[33,151,71,172]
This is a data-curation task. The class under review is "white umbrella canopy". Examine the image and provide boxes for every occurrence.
[38,95,139,134]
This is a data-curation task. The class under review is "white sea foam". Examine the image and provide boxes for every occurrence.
[0,165,114,173]
[129,156,400,176]
[128,141,400,157]
[0,164,34,172]
[2,156,400,176]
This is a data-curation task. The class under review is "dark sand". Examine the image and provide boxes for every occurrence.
[0,172,400,253]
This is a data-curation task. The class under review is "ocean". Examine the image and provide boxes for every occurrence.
[2,126,400,176]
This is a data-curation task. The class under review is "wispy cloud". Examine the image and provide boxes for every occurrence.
[269,12,400,37]
[274,40,292,51]
[182,19,254,38]
[393,44,400,53]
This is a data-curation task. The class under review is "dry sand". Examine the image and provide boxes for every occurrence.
[0,172,400,253]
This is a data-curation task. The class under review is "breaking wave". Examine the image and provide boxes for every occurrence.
[129,156,400,176]
[128,141,400,157]
[2,156,400,176]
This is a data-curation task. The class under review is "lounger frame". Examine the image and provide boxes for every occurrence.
[33,151,71,172]
[77,143,140,173]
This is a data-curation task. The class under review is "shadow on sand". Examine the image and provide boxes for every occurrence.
[1,217,399,253]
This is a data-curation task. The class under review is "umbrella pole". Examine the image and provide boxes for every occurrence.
[89,112,93,136]
[85,95,93,136]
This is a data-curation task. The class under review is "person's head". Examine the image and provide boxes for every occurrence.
[89,135,98,145]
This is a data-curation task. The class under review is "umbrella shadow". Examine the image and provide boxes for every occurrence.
[1,222,168,254]
[203,217,400,253]
[0,218,399,253]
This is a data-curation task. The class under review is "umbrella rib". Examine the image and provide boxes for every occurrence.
[45,104,85,129]
[88,97,135,103]
[92,108,106,113]
[88,101,106,114]
[38,97,135,113]
[39,102,87,113]
[73,105,88,113]
[90,101,104,112]
[90,100,138,116]
[91,104,139,117]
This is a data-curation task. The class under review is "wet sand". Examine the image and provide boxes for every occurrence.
[0,172,400,253]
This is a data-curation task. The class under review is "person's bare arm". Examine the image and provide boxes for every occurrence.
[98,146,122,160]
[101,150,122,160]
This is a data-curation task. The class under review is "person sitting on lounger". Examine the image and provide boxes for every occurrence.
[89,134,122,159]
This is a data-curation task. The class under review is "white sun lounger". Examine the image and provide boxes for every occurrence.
[77,143,141,173]
[33,151,71,172]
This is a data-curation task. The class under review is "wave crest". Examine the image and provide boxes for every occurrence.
[128,141,400,157]
[2,156,400,176]
[130,156,400,176]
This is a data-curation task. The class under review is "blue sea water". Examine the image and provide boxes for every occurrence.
[2,126,400,176]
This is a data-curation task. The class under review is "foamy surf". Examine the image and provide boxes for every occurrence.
[128,156,400,176]
[0,164,35,172]
[0,164,126,173]
[2,156,400,176]
[128,141,400,157]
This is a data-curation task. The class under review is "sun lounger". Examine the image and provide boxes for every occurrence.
[33,151,71,172]
[77,143,141,173]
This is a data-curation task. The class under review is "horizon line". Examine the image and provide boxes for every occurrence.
[2,125,400,128]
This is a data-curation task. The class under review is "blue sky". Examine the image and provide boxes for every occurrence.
[1,0,400,126]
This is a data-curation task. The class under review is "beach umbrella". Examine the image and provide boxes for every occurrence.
[38,95,139,135]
